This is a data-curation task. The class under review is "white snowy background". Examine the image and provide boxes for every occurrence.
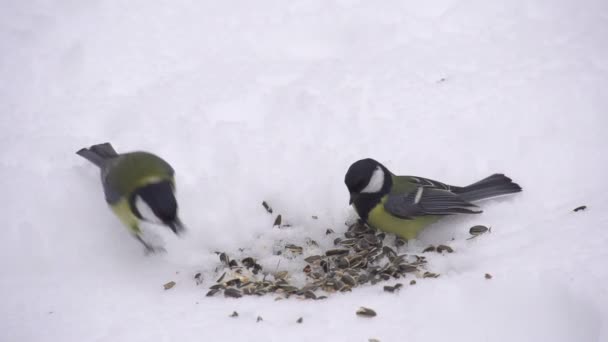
[2,0,608,341]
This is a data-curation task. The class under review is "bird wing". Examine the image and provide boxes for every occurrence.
[102,152,175,204]
[384,186,481,219]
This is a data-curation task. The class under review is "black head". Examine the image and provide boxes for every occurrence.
[130,180,184,234]
[345,158,392,205]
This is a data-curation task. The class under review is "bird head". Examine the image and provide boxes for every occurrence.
[344,158,392,204]
[131,180,185,235]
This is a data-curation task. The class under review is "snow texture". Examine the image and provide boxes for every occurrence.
[2,0,608,341]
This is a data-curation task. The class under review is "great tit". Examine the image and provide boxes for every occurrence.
[77,143,184,253]
[345,158,522,240]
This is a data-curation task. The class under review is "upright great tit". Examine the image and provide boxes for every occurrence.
[345,158,522,240]
[77,143,184,253]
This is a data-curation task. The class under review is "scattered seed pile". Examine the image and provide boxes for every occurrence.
[204,220,444,300]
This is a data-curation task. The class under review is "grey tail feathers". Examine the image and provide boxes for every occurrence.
[454,174,522,202]
[76,143,119,168]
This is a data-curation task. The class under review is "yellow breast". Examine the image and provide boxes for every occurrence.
[367,199,439,240]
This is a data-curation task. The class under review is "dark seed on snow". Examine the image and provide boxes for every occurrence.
[436,245,454,253]
[262,201,273,213]
[206,289,220,297]
[224,288,243,298]
[356,307,377,317]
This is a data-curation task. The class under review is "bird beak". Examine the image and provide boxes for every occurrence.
[349,193,357,205]
[168,219,185,235]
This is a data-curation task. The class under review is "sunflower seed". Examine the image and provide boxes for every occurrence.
[304,255,323,263]
[163,281,176,290]
[399,264,419,273]
[356,307,377,317]
[410,280,416,285]
[383,285,395,293]
[469,225,490,236]
[573,205,587,212]
[257,316,263,322]
[273,215,282,227]
[219,253,230,265]
[423,245,436,253]
[206,289,220,297]
[436,245,454,253]
[285,244,303,255]
[296,317,303,324]
[423,272,440,278]
[326,249,350,256]
[326,228,335,235]
[485,273,493,279]
[241,257,255,268]
[262,201,273,213]
[194,273,203,285]
[341,274,357,287]
[274,271,288,280]
[230,311,239,317]
[224,288,243,298]
[209,284,226,290]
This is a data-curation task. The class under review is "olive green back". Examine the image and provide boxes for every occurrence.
[102,152,175,203]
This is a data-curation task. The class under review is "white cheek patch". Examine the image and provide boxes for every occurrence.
[361,166,385,193]
[135,196,163,224]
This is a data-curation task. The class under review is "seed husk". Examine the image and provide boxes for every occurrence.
[356,307,377,317]
[230,311,239,317]
[257,316,263,322]
[224,288,243,298]
[423,245,436,253]
[209,284,226,290]
[216,272,227,283]
[573,205,587,212]
[296,317,303,324]
[342,274,357,287]
[241,257,255,268]
[423,272,440,278]
[163,281,176,290]
[399,264,419,273]
[206,289,220,297]
[383,285,395,293]
[326,249,350,256]
[469,225,490,236]
[273,215,282,227]
[369,339,381,342]
[274,271,289,280]
[285,244,303,255]
[485,273,493,279]
[304,255,322,263]
[194,273,203,285]
[219,253,230,265]
[436,245,454,253]
[410,280,416,285]
[262,201,273,213]
[326,228,335,235]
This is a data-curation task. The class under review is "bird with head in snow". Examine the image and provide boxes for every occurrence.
[345,158,521,240]
[77,143,185,253]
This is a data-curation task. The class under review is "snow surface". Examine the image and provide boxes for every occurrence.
[2,0,608,341]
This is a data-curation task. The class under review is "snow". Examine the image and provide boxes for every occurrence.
[2,0,608,341]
